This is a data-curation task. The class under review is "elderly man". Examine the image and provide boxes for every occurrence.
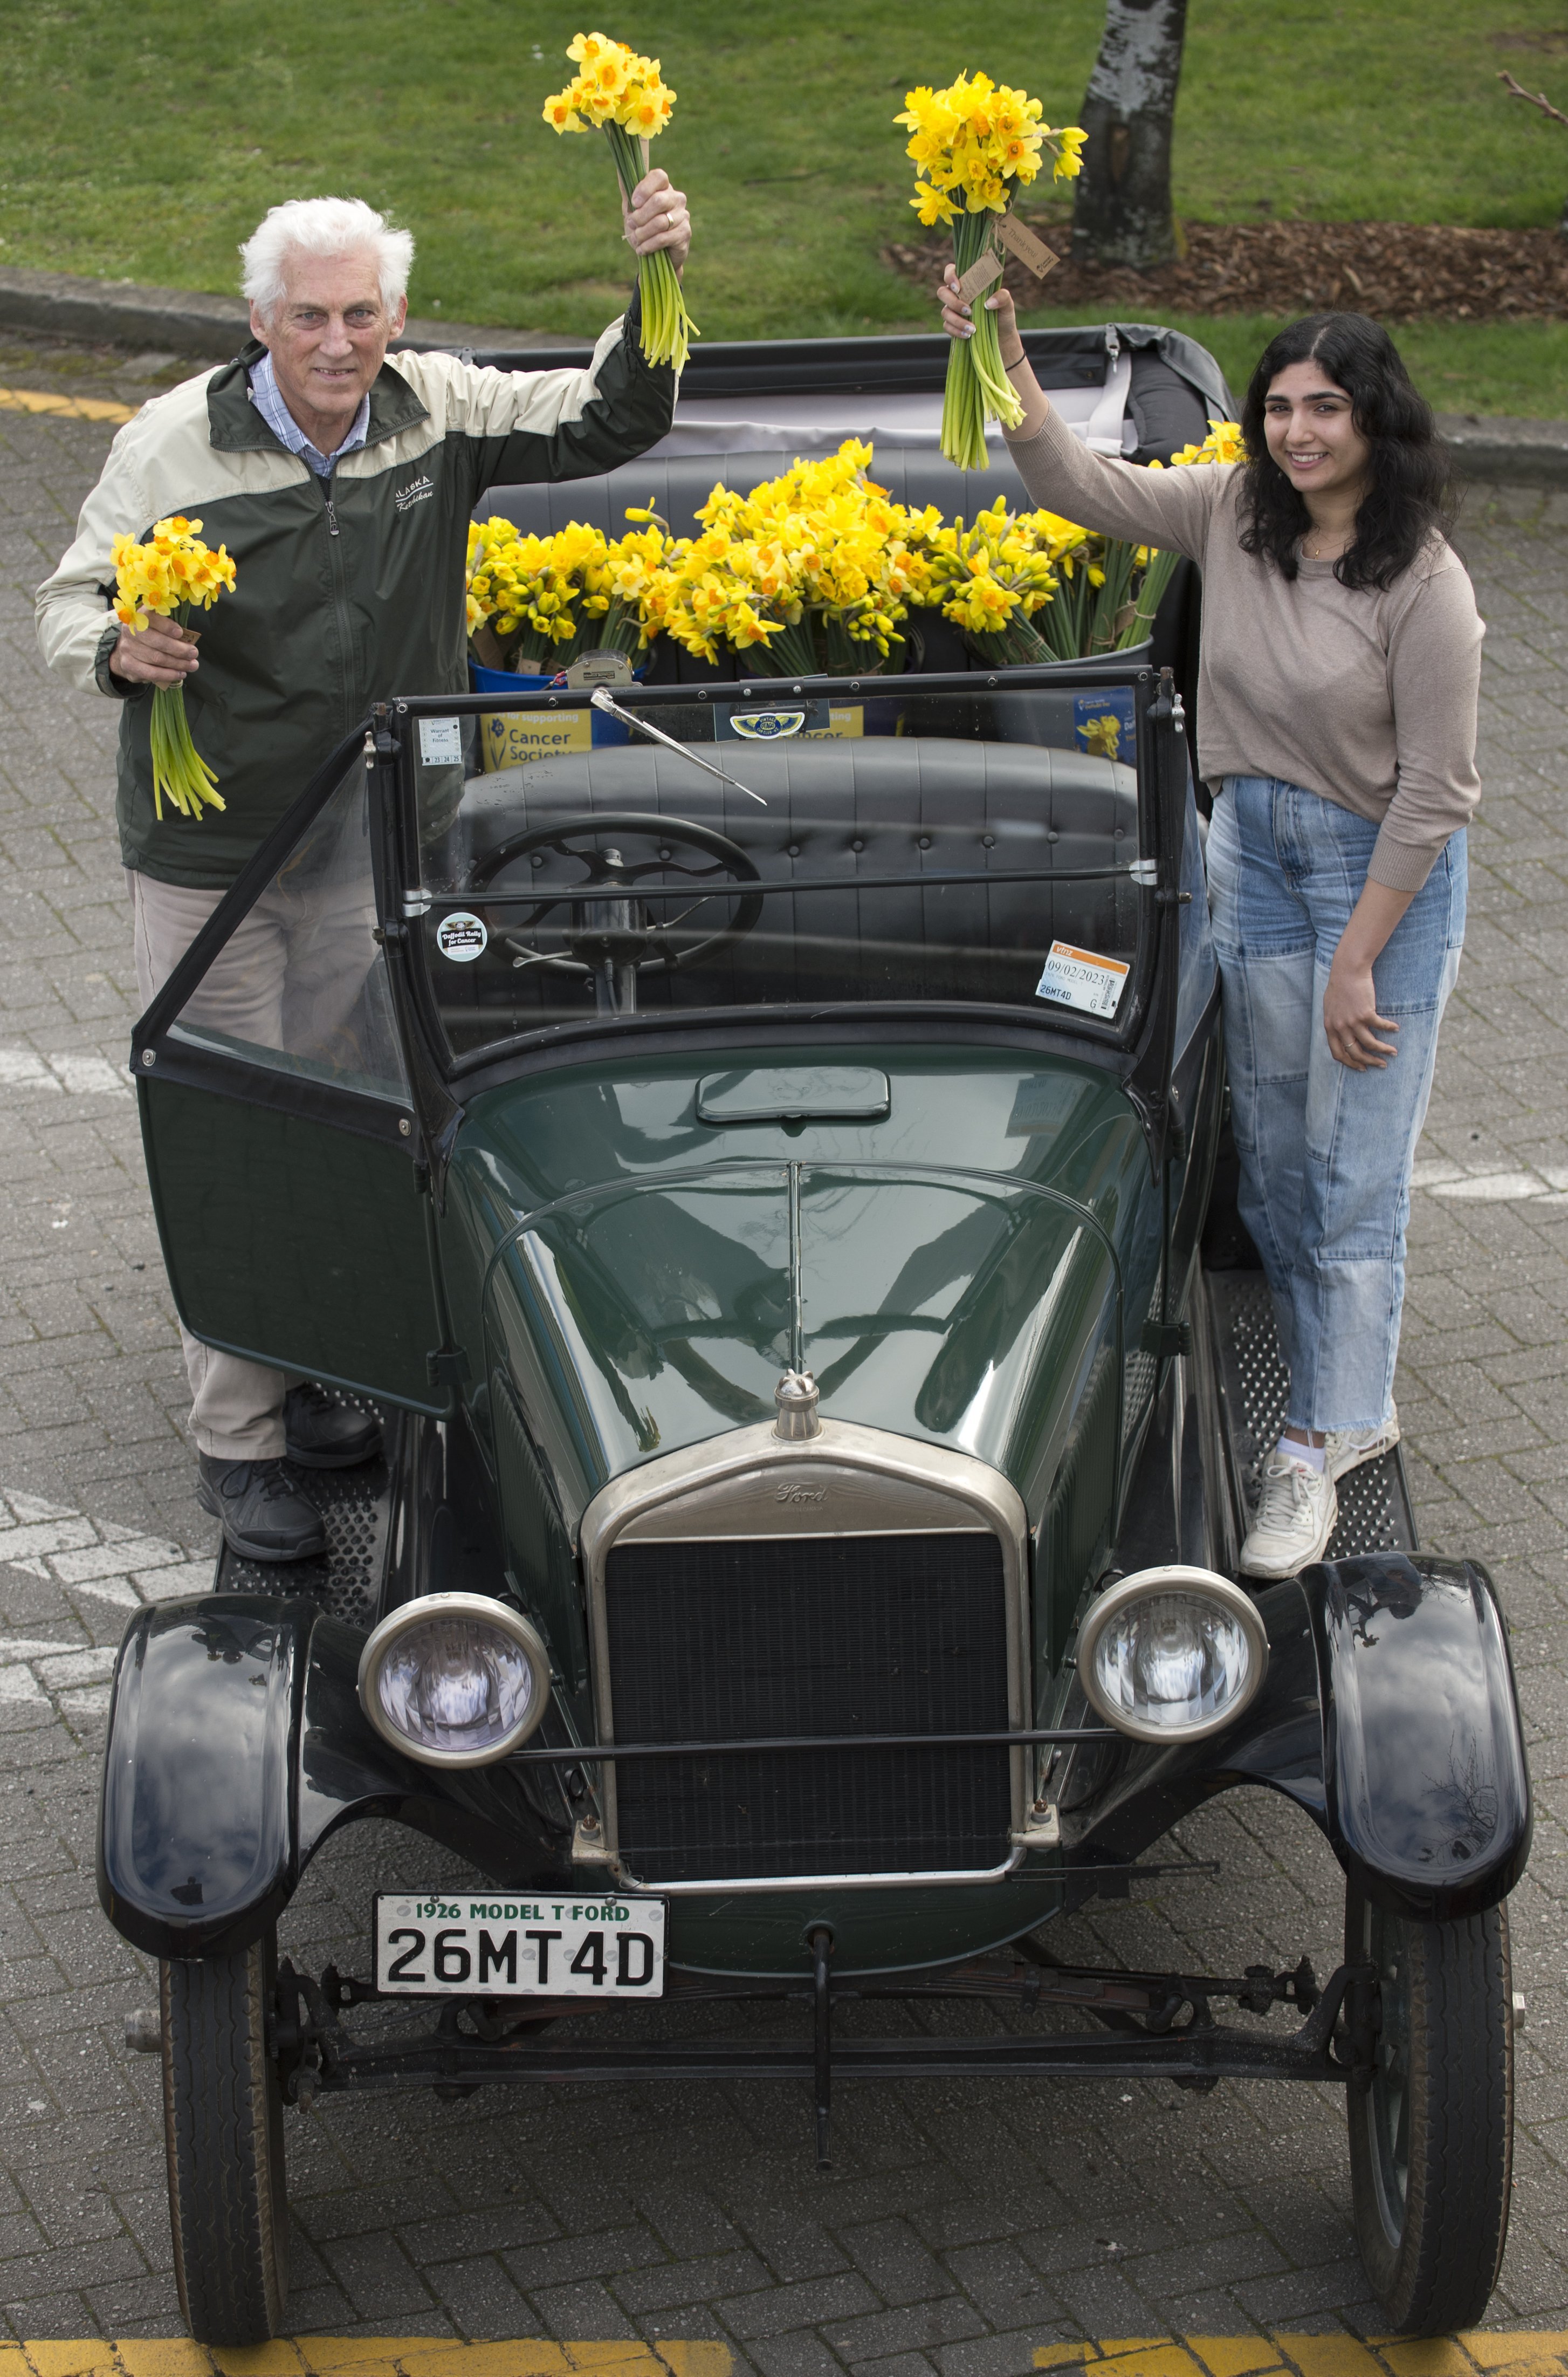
[37,180,689,1562]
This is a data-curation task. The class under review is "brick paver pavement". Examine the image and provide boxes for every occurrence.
[0,390,1565,2352]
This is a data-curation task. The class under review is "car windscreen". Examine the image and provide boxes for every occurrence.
[404,679,1151,1067]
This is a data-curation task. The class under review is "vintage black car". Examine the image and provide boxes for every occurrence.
[100,329,1529,2346]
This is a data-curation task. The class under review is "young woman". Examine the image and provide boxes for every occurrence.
[939,274,1482,1577]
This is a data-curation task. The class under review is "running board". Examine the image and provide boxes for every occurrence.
[1205,1269,1418,1560]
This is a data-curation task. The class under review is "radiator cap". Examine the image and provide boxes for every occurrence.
[774,1369,821,1440]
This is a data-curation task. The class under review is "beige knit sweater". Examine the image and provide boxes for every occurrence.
[1004,405,1483,891]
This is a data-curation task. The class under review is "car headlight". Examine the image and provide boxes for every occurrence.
[357,1593,552,1768]
[1077,1566,1268,1744]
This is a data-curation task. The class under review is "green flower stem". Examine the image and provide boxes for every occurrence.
[147,611,223,821]
[939,211,1024,472]
[604,122,698,373]
[1122,546,1182,646]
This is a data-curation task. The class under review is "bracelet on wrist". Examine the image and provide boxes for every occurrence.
[1001,346,1026,371]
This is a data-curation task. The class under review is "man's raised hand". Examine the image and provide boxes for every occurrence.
[623,167,691,275]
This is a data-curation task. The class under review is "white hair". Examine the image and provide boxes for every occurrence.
[240,197,415,321]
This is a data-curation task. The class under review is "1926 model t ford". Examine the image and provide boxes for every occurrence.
[100,328,1529,2346]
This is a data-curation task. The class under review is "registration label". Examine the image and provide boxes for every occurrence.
[374,1891,666,1997]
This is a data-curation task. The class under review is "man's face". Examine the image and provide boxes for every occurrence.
[251,249,408,442]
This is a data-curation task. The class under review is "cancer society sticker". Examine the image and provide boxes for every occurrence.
[435,912,488,963]
[1034,939,1130,1019]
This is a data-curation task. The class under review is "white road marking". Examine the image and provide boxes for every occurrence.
[0,1045,130,1097]
[0,1483,211,1718]
[1412,1158,1568,1205]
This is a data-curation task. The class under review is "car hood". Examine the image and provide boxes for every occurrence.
[445,1048,1147,1531]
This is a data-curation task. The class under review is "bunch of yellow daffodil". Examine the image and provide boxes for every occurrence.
[112,516,237,822]
[646,441,937,675]
[919,418,1245,665]
[466,513,676,670]
[896,73,1085,471]
[542,32,696,371]
[917,500,1076,666]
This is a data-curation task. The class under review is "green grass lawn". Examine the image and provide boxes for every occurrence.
[2,0,1566,412]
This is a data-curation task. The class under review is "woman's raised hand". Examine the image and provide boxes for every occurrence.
[937,261,1018,352]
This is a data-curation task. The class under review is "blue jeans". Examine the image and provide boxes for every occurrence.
[1206,776,1467,1433]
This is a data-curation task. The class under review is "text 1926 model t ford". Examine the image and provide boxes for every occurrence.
[100,330,1529,2346]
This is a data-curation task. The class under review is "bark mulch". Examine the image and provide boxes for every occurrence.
[885,215,1568,324]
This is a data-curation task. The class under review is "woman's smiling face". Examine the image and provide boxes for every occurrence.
[1262,359,1373,504]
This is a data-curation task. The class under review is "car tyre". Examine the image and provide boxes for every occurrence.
[161,1931,290,2342]
[1345,1882,1512,2334]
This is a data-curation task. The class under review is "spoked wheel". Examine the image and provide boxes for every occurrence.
[161,1930,290,2342]
[1345,1882,1513,2333]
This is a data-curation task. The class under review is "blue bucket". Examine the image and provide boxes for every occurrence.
[467,659,643,769]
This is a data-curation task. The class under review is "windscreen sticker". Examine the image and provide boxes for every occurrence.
[727,708,806,740]
[717,698,863,743]
[1074,688,1136,761]
[1035,939,1130,1019]
[418,716,465,768]
[435,912,488,963]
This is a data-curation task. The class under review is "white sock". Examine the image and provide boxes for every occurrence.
[1280,1437,1326,1474]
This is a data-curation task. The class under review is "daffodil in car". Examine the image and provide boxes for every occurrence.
[111,516,236,821]
[897,73,1085,470]
[542,33,697,372]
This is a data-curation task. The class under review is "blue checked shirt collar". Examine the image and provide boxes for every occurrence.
[247,348,370,477]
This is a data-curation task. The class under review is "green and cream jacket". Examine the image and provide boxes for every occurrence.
[36,312,674,888]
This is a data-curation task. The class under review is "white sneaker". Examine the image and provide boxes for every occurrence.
[1239,1445,1338,1579]
[1324,1406,1401,1482]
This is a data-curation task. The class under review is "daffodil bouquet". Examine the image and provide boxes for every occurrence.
[917,501,1078,667]
[897,73,1085,471]
[465,514,675,672]
[112,516,237,822]
[543,32,696,372]
[648,442,937,676]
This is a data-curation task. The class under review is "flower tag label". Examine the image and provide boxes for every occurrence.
[1035,940,1130,1019]
[954,246,1005,305]
[418,717,464,768]
[997,214,1059,279]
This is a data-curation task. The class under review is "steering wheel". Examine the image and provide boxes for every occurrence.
[470,811,764,983]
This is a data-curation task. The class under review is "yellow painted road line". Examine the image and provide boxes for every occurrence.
[0,385,136,423]
[0,2348,734,2377]
[5,2344,1568,2377]
[1035,2340,1568,2377]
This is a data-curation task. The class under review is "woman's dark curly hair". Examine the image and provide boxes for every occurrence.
[1237,313,1454,591]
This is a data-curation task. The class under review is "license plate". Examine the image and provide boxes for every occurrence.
[374,1891,666,1997]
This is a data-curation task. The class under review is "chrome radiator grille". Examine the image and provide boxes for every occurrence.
[602,1530,1012,1885]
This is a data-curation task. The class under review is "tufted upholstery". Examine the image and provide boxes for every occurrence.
[431,730,1139,1018]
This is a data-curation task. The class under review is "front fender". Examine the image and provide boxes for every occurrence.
[1305,1553,1531,1922]
[98,1595,312,1958]
[98,1595,568,1960]
[1059,1556,1529,1923]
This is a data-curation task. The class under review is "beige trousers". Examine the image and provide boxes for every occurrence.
[129,869,290,1461]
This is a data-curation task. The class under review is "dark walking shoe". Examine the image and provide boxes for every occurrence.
[283,1382,382,1470]
[196,1454,327,1563]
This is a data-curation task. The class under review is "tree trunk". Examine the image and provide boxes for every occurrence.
[1070,0,1189,271]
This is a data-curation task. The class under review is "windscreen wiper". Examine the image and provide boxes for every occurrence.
[589,686,767,807]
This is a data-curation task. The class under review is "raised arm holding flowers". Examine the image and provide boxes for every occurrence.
[545,33,697,371]
[899,72,1085,469]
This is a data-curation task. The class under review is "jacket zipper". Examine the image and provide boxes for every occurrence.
[321,469,354,734]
